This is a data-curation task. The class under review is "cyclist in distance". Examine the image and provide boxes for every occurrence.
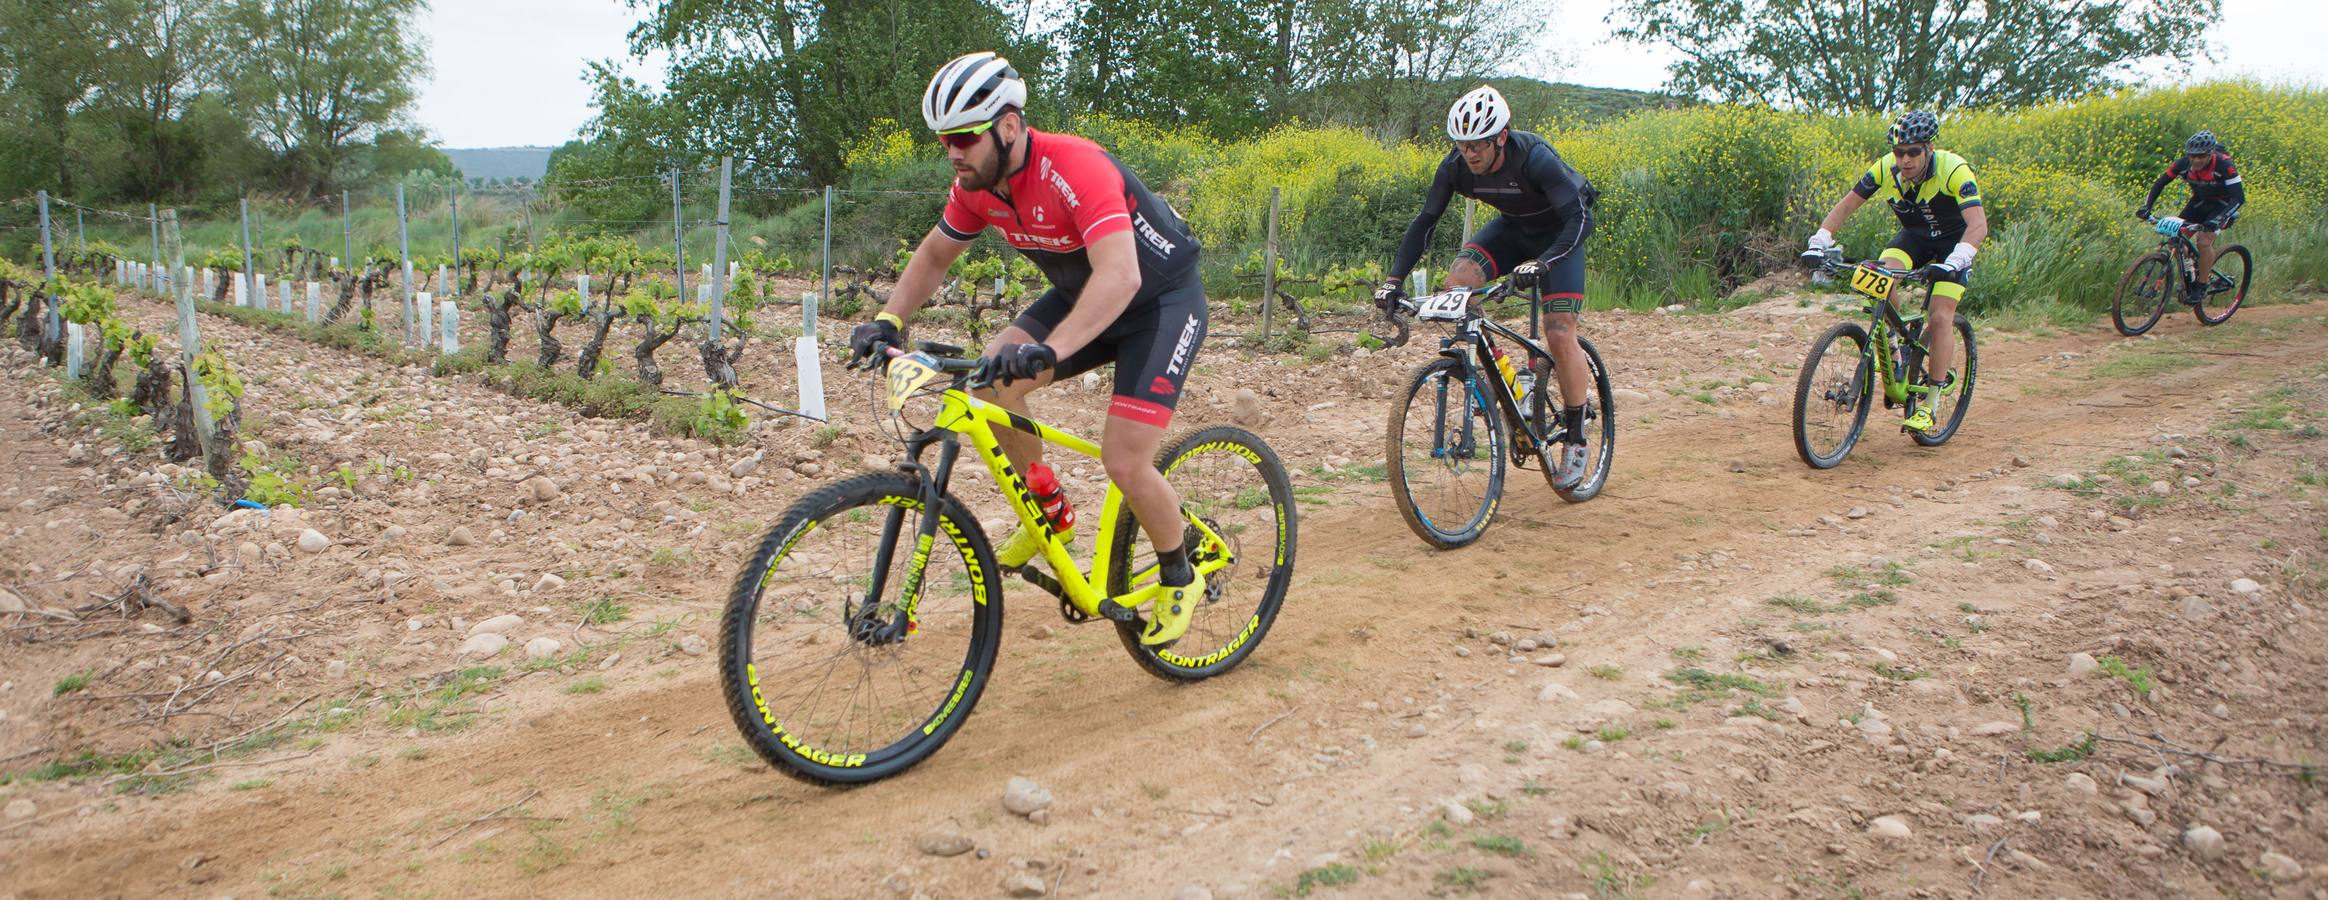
[1805,111,1987,434]
[1372,85,1602,489]
[847,52,1210,646]
[2137,130,2246,306]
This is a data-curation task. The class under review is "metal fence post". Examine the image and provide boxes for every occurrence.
[164,208,187,306]
[396,183,413,340]
[341,191,353,272]
[1261,186,1281,343]
[164,208,218,454]
[239,198,257,307]
[36,190,54,283]
[148,203,161,291]
[450,184,463,298]
[820,185,834,310]
[671,168,687,305]
[707,156,733,344]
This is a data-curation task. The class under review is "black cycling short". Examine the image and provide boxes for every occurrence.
[1454,215,1591,313]
[1012,271,1208,428]
[2179,199,2241,231]
[1882,231,1970,285]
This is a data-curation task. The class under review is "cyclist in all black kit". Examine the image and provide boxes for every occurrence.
[1373,85,1601,489]
[848,52,1209,646]
[2138,130,2247,306]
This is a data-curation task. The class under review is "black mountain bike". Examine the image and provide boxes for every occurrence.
[2111,215,2252,336]
[1382,281,1615,548]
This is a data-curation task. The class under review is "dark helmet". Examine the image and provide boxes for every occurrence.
[2184,130,2220,154]
[1888,111,1939,145]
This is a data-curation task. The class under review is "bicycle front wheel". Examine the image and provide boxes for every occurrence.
[1386,356,1507,548]
[719,473,1002,785]
[2112,250,2172,336]
[1910,314,1976,446]
[1106,427,1297,682]
[1535,336,1617,502]
[2193,244,2251,326]
[1793,322,1873,469]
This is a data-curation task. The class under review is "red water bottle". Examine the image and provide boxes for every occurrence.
[1028,462,1075,532]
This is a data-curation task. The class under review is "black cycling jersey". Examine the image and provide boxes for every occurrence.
[2144,151,2246,212]
[1390,130,1596,282]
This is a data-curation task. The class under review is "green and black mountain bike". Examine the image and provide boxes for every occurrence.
[1792,252,1977,469]
[719,343,1298,785]
[1381,280,1615,548]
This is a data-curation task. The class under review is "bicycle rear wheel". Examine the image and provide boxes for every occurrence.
[718,473,1002,785]
[2193,245,2251,326]
[1386,356,1506,548]
[1909,314,1976,446]
[2111,250,2172,336]
[1106,427,1297,681]
[1533,336,1616,502]
[1793,322,1873,469]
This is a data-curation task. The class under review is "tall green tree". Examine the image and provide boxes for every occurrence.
[1059,0,1275,134]
[1611,0,2221,111]
[220,0,429,196]
[0,0,113,197]
[619,0,1043,186]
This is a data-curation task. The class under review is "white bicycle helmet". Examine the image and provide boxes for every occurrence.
[1446,85,1511,142]
[923,52,1027,132]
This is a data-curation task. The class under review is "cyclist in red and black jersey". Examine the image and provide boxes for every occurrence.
[847,52,1209,646]
[2138,131,2247,305]
[1373,85,1602,490]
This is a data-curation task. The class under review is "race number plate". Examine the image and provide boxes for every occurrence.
[884,353,942,411]
[1848,264,1898,301]
[1415,289,1471,321]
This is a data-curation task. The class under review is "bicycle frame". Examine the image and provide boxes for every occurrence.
[868,359,1232,625]
[1839,263,1944,407]
[1425,286,1563,451]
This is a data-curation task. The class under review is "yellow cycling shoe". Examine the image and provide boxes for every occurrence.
[996,521,1074,569]
[1139,569,1206,647]
[1902,406,1935,433]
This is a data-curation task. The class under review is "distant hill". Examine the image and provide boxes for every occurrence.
[444,146,555,182]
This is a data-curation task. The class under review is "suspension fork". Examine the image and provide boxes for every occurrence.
[856,436,963,640]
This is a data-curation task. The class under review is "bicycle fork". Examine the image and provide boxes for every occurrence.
[852,440,965,645]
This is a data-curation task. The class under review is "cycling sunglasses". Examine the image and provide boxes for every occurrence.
[1893,144,1929,158]
[1455,137,1496,153]
[937,120,996,150]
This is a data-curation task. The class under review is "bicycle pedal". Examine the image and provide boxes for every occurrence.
[1057,595,1095,625]
[1095,598,1140,624]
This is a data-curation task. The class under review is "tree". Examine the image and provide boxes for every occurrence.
[1059,0,1275,134]
[0,0,113,196]
[220,0,429,196]
[1611,0,2221,111]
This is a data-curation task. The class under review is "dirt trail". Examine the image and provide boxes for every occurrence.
[3,287,2324,899]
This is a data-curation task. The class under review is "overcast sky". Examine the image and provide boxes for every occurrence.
[413,0,2328,148]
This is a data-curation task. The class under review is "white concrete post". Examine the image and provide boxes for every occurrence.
[797,289,825,420]
[306,282,322,323]
[417,291,435,349]
[65,324,86,377]
[439,300,459,354]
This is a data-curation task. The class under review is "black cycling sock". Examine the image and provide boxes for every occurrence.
[1561,405,1587,444]
[1157,545,1195,587]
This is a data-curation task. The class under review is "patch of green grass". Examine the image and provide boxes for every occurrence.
[1596,724,1632,742]
[1669,646,1706,662]
[1766,594,1825,614]
[1579,850,1655,900]
[1561,735,1586,751]
[52,670,93,696]
[2091,349,2199,379]
[579,596,630,626]
[1652,717,1679,730]
[1436,865,1492,893]
[1872,663,1928,681]
[646,546,695,567]
[1825,562,1912,587]
[2026,733,2097,763]
[1464,797,1507,820]
[1519,779,1547,796]
[1664,668,1778,696]
[4,748,159,785]
[1359,837,1401,862]
[384,666,505,733]
[229,777,274,791]
[564,675,608,695]
[2096,655,2156,696]
[1291,862,1363,895]
[1469,834,1531,857]
[1501,740,1528,754]
[1292,485,1335,505]
[1841,589,1899,610]
[1586,664,1624,681]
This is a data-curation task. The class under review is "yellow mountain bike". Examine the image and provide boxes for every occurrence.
[719,342,1298,785]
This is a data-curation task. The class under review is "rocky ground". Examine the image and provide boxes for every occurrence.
[1,276,2323,899]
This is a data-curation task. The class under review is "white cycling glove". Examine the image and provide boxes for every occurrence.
[1807,229,1838,254]
[1943,242,1977,271]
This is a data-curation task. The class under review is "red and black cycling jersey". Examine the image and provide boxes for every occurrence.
[1390,130,1597,283]
[2144,151,2246,209]
[937,128,1199,301]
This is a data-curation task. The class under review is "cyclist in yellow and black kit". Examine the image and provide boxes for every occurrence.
[1806,111,1988,433]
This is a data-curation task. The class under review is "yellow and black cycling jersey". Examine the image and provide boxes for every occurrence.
[1851,149,1982,240]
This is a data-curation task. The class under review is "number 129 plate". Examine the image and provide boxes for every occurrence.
[1414,289,1471,321]
[1848,264,1897,300]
